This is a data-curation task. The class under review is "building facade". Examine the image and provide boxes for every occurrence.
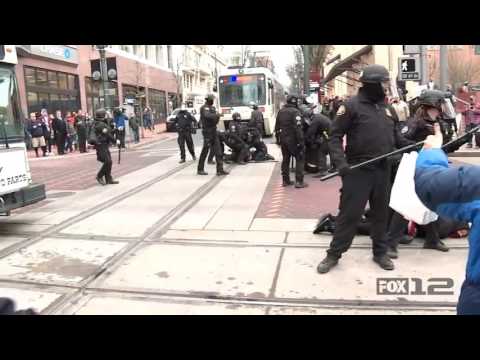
[171,45,227,110]
[15,45,178,123]
[322,45,403,99]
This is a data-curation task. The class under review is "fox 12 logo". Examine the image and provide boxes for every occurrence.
[376,278,454,296]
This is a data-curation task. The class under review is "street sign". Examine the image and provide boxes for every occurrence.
[399,56,420,81]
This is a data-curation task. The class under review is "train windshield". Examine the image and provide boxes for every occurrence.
[0,66,24,142]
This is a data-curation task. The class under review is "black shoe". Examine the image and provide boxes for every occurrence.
[313,214,333,234]
[179,159,186,163]
[217,170,229,176]
[295,181,309,188]
[398,235,414,245]
[423,240,449,252]
[317,256,339,274]
[207,160,215,165]
[373,255,395,270]
[387,247,398,259]
[282,178,294,187]
[106,179,119,184]
[192,155,196,161]
[197,170,208,175]
[96,177,106,186]
[237,161,247,165]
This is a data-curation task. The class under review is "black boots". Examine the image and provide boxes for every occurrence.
[179,159,186,164]
[282,177,293,187]
[96,176,106,186]
[317,255,339,274]
[313,214,335,234]
[373,255,395,270]
[197,170,208,175]
[387,247,399,259]
[217,170,229,176]
[424,240,449,252]
[295,180,308,188]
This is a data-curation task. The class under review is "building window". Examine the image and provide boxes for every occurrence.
[148,88,167,124]
[85,77,119,116]
[24,66,80,115]
[156,45,164,66]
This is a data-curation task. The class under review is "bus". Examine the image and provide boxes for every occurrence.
[217,66,285,136]
[0,45,46,215]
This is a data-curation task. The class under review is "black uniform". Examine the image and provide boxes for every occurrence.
[75,115,88,153]
[175,110,197,161]
[225,120,250,163]
[94,118,116,184]
[326,88,412,260]
[275,104,306,184]
[305,113,331,173]
[197,103,225,173]
[250,109,264,133]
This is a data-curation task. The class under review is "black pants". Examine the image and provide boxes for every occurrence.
[281,144,305,182]
[116,129,126,148]
[388,211,441,248]
[78,130,87,153]
[178,130,195,160]
[45,133,53,153]
[56,133,66,155]
[327,164,391,259]
[96,145,113,181]
[199,130,223,172]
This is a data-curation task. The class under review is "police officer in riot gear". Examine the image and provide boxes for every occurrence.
[197,94,229,176]
[250,102,264,134]
[317,64,413,273]
[94,108,119,185]
[275,94,308,188]
[225,112,249,164]
[305,112,332,176]
[174,105,197,163]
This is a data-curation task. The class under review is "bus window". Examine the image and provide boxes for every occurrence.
[219,74,266,107]
[0,67,24,141]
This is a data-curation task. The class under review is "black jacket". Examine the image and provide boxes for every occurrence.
[53,117,67,136]
[329,88,413,170]
[274,104,304,154]
[305,114,331,148]
[74,115,88,135]
[28,119,46,138]
[200,104,220,131]
[94,120,115,145]
[174,110,197,131]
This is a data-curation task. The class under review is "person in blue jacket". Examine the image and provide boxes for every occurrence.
[113,107,127,148]
[415,123,480,315]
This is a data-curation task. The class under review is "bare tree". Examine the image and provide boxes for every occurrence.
[448,51,480,90]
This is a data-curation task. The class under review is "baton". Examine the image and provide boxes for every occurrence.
[320,124,480,182]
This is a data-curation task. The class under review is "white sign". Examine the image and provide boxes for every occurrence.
[0,148,31,196]
[29,45,78,64]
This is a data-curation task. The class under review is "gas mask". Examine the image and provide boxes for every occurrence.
[362,83,387,102]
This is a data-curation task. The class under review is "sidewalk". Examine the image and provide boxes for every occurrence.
[27,124,171,161]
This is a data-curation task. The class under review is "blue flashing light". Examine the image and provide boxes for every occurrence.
[230,76,237,82]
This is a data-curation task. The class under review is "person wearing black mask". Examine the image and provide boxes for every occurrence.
[316,64,413,274]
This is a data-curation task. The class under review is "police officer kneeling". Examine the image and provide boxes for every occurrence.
[317,65,412,273]
[94,108,119,185]
[275,94,308,188]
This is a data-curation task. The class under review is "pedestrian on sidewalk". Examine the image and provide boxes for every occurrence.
[40,109,52,155]
[275,94,308,188]
[53,110,67,155]
[28,112,47,157]
[75,109,88,153]
[113,107,127,148]
[143,107,153,132]
[174,105,197,163]
[94,108,120,185]
[465,98,479,148]
[129,112,140,144]
[316,64,413,274]
[197,94,229,176]
[65,112,76,153]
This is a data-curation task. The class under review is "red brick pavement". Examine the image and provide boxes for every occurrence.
[255,163,342,219]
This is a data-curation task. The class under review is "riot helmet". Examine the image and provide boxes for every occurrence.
[95,108,107,121]
[286,94,299,106]
[360,64,391,101]
[232,112,241,121]
[418,90,445,111]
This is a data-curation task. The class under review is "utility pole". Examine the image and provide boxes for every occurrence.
[439,45,448,91]
[419,45,429,85]
[303,45,310,97]
[96,45,110,111]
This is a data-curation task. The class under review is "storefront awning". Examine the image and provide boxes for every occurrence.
[321,45,373,86]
